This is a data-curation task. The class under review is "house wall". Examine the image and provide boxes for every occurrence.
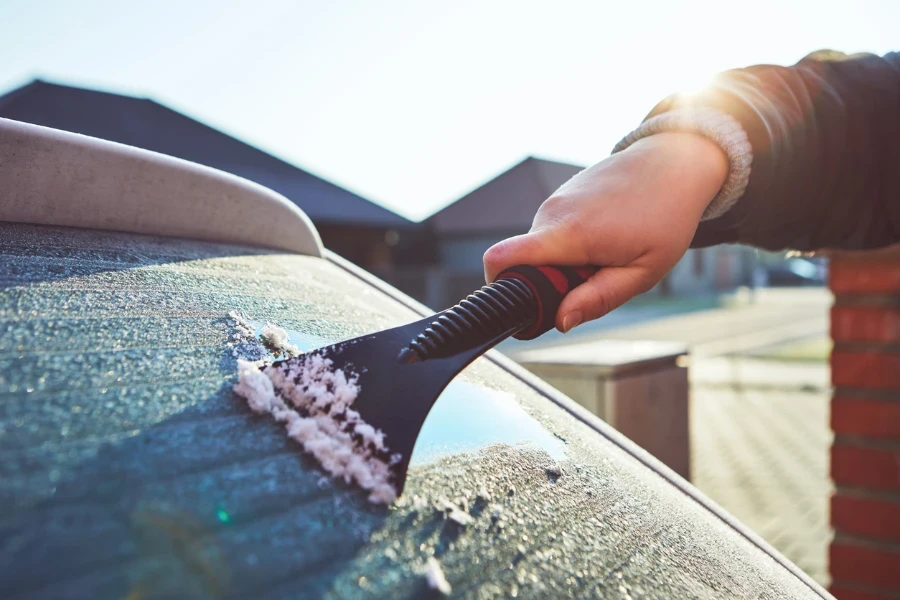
[438,236,752,288]
[318,225,398,271]
[428,235,753,308]
[662,246,756,295]
[388,235,756,310]
[438,234,509,273]
[662,249,716,295]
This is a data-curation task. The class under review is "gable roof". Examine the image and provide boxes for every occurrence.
[0,80,411,228]
[428,156,583,235]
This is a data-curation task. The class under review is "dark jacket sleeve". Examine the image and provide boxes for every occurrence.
[647,51,900,252]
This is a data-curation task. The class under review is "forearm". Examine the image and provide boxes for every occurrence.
[622,51,900,251]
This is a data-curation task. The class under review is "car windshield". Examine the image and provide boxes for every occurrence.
[0,222,822,599]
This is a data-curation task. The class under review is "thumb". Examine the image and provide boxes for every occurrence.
[483,230,590,283]
[555,266,656,332]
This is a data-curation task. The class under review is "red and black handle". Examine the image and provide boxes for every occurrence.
[399,264,597,363]
[497,264,598,340]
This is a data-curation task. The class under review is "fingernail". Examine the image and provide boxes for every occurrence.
[562,311,582,333]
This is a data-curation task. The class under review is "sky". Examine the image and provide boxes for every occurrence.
[1,0,896,221]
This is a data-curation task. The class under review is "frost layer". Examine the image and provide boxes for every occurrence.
[234,355,399,505]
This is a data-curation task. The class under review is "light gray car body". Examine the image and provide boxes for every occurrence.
[0,119,832,599]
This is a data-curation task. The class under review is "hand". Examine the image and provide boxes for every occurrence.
[483,132,728,333]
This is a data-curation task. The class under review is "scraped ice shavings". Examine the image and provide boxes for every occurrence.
[261,323,299,356]
[425,557,452,595]
[233,354,400,505]
[226,311,267,361]
[229,314,399,504]
[226,311,299,361]
[436,497,473,526]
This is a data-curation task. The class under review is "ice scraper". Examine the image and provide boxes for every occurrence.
[263,264,595,499]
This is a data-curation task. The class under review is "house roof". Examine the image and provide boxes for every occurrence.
[428,156,583,235]
[0,80,411,228]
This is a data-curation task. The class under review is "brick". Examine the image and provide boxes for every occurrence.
[832,351,900,390]
[831,540,900,589]
[832,493,900,541]
[831,442,900,491]
[830,254,900,295]
[832,396,900,439]
[829,583,898,600]
[832,306,900,343]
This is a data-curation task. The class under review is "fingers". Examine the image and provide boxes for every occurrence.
[483,229,589,283]
[555,266,656,332]
[482,234,538,283]
[482,224,657,333]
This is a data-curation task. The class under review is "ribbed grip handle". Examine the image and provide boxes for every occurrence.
[398,264,598,364]
[496,264,597,340]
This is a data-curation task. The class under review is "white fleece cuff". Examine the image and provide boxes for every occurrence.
[613,107,753,220]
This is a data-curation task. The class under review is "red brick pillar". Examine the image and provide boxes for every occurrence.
[829,247,900,600]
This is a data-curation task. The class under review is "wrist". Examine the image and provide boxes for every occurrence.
[628,132,729,218]
[614,107,752,220]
